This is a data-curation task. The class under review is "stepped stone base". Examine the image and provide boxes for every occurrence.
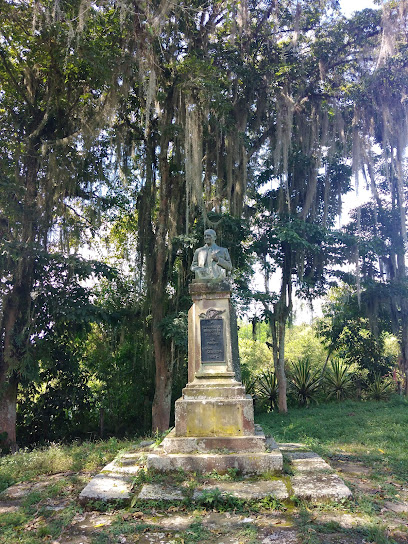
[174,377,255,438]
[146,449,283,474]
[147,424,282,474]
[78,442,352,504]
[162,429,266,454]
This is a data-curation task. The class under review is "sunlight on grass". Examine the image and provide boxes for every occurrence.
[0,438,135,492]
[257,396,408,482]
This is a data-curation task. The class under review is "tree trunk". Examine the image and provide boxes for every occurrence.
[150,112,174,432]
[0,376,17,451]
[0,146,38,449]
[151,326,173,432]
[277,317,288,413]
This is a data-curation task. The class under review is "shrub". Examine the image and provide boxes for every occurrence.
[324,359,354,401]
[289,358,321,406]
[365,374,395,401]
[256,369,278,412]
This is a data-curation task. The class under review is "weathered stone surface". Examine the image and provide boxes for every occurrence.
[265,436,279,451]
[383,501,408,513]
[138,440,154,448]
[78,473,132,504]
[162,427,266,454]
[279,443,308,452]
[101,459,141,475]
[138,484,185,501]
[188,285,234,380]
[259,529,299,544]
[193,480,289,500]
[0,502,20,513]
[0,480,50,500]
[146,450,283,474]
[291,472,352,501]
[285,451,332,472]
[175,395,255,437]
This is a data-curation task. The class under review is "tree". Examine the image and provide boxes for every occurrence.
[317,284,397,380]
[248,2,407,412]
[114,0,284,430]
[0,0,132,448]
[16,254,111,445]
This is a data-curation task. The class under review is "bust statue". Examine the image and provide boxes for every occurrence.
[191,229,232,281]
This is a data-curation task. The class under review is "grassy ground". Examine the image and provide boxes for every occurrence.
[0,398,407,544]
[258,395,408,483]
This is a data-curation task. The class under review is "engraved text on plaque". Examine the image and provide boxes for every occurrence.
[200,319,225,362]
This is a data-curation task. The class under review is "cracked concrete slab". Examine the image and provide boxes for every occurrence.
[291,472,352,501]
[78,441,352,505]
[101,459,141,475]
[138,483,185,501]
[192,480,289,501]
[285,451,333,472]
[79,473,133,503]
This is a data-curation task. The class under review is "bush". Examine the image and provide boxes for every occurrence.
[255,369,278,412]
[324,359,354,401]
[289,358,321,406]
[365,374,395,401]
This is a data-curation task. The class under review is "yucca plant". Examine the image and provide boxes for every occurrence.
[256,369,278,412]
[366,374,395,401]
[242,373,258,398]
[290,358,321,406]
[324,359,354,401]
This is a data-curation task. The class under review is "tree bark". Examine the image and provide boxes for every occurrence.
[0,145,38,449]
[151,324,173,432]
[0,376,17,450]
[277,316,288,413]
[150,107,174,432]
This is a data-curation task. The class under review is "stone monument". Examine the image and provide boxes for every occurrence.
[147,229,282,473]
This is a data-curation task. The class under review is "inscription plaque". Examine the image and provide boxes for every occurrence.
[200,319,225,362]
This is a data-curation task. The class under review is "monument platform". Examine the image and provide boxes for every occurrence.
[78,441,352,504]
[146,278,282,475]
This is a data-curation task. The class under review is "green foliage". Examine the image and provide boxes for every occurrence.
[82,276,155,438]
[0,438,132,493]
[318,285,398,380]
[289,358,321,406]
[324,359,355,401]
[239,337,272,375]
[257,395,408,481]
[365,375,395,401]
[194,488,244,512]
[256,369,279,412]
[16,256,115,445]
[285,324,327,370]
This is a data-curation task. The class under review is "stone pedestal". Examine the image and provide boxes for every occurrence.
[147,281,282,474]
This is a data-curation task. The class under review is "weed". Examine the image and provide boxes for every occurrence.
[237,523,258,543]
[256,495,287,510]
[0,511,28,528]
[257,398,408,481]
[194,487,244,511]
[363,523,394,544]
[182,520,212,543]
[206,468,240,481]
[0,439,134,493]
[90,533,111,544]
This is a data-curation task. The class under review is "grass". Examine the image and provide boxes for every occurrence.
[1,399,408,543]
[0,437,134,493]
[257,395,408,482]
